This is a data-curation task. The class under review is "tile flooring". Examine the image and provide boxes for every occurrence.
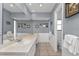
[35,43,62,56]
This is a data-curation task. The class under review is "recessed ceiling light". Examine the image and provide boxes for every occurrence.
[40,4,43,7]
[29,3,32,5]
[10,4,14,7]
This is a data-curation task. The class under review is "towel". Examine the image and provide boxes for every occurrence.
[64,34,77,44]
[63,34,79,55]
[63,41,69,49]
[63,35,75,49]
[76,39,79,54]
[68,37,77,55]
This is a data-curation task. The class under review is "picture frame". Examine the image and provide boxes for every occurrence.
[65,3,79,18]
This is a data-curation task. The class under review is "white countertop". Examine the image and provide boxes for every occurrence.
[0,34,37,53]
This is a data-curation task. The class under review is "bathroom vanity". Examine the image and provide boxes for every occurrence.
[0,34,38,56]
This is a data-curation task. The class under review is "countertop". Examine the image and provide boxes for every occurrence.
[0,34,37,53]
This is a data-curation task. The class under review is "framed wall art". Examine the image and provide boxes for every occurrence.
[65,3,79,18]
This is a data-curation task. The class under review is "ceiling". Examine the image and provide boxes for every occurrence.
[3,3,56,13]
[26,3,55,13]
[3,3,23,13]
[3,3,58,20]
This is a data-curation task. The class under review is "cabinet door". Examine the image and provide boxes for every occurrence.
[27,44,36,56]
[38,33,49,43]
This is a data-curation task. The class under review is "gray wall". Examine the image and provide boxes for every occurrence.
[63,13,79,37]
[16,20,49,33]
[11,13,50,20]
[0,4,2,34]
[11,13,31,20]
[0,3,2,44]
[3,9,14,34]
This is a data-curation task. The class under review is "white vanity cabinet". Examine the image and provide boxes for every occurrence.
[49,33,57,52]
[0,34,37,56]
[38,33,49,43]
[27,44,36,56]
[49,34,53,49]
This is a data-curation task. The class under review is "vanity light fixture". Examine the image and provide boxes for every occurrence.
[40,4,43,7]
[42,25,46,27]
[10,4,14,7]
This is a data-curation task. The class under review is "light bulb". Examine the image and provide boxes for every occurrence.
[40,4,43,7]
[10,4,14,7]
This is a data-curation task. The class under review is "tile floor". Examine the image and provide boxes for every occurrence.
[35,43,62,56]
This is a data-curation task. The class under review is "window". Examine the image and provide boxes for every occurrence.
[57,20,62,30]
